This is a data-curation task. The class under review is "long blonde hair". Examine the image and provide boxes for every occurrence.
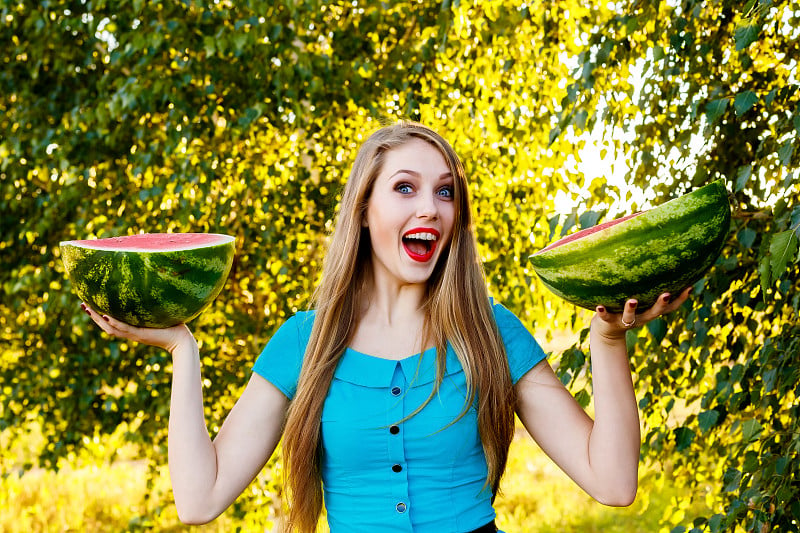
[281,121,514,532]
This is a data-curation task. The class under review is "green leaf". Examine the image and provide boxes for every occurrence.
[579,210,602,229]
[723,468,742,492]
[794,107,800,135]
[625,16,639,34]
[742,418,763,442]
[759,232,772,293]
[766,88,778,106]
[707,514,724,532]
[734,91,758,116]
[735,24,759,50]
[778,141,794,167]
[706,98,728,123]
[675,426,695,451]
[575,389,591,409]
[548,214,560,241]
[698,409,719,433]
[572,109,589,129]
[560,212,577,237]
[742,450,759,472]
[759,254,772,294]
[769,229,799,280]
[792,206,800,229]
[776,456,789,476]
[737,227,757,249]
[735,164,752,192]
[647,317,667,343]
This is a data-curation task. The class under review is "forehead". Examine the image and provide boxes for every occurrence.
[380,137,451,176]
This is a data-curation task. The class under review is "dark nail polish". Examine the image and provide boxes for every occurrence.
[597,306,606,313]
[102,315,110,322]
[85,310,92,316]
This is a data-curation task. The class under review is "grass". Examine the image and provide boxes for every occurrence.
[496,434,709,533]
[1,427,711,533]
[0,460,245,532]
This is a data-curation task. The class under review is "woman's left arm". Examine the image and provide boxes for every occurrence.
[514,288,690,506]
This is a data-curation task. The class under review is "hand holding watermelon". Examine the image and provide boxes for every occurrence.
[80,302,195,354]
[591,287,691,342]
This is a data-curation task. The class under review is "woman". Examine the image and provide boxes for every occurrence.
[83,121,689,532]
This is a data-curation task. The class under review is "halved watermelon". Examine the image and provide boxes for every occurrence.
[60,233,235,328]
[529,180,731,313]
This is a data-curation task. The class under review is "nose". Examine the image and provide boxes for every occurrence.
[416,190,439,219]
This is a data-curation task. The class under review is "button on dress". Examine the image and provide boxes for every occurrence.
[253,301,546,532]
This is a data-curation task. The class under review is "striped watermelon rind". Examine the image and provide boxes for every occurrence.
[60,233,235,328]
[529,180,731,313]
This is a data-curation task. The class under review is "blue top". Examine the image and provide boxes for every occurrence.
[253,301,547,533]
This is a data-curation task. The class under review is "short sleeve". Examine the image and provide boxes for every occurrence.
[252,311,315,399]
[492,301,547,383]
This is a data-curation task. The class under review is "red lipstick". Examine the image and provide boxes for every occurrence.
[402,227,440,263]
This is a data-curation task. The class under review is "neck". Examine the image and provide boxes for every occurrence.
[361,269,427,327]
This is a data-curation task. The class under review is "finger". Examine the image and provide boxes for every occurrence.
[82,303,128,337]
[595,305,616,323]
[620,299,638,328]
[639,293,673,321]
[663,286,691,313]
[82,303,114,334]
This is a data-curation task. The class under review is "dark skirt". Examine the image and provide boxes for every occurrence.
[468,520,498,533]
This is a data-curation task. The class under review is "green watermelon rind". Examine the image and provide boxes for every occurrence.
[60,234,235,328]
[529,180,731,313]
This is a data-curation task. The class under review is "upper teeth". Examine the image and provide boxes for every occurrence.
[406,232,437,241]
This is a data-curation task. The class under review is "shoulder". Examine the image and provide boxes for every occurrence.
[252,310,316,399]
[489,298,547,383]
[263,310,316,351]
[288,309,316,337]
[489,298,530,342]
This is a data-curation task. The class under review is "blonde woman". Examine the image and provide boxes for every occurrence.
[83,121,689,532]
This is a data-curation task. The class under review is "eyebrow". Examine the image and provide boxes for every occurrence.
[389,169,453,180]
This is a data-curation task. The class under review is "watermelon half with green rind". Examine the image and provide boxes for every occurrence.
[60,233,235,328]
[529,180,731,313]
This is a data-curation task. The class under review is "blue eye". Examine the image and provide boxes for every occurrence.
[396,183,413,194]
[438,186,454,198]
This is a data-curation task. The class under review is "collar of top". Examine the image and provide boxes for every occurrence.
[336,343,462,388]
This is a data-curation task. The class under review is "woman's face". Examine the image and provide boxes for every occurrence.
[363,138,456,289]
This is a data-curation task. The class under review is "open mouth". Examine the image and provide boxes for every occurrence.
[402,228,440,263]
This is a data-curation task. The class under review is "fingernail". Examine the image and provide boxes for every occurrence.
[629,301,637,309]
[597,306,606,313]
[85,310,92,316]
[80,303,86,310]
[102,315,110,322]
[663,294,671,302]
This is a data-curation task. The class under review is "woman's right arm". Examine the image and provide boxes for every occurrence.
[83,306,288,524]
[168,335,288,524]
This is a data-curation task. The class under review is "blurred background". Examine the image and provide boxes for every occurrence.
[1,0,798,531]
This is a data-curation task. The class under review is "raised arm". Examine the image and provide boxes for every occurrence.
[514,289,689,506]
[82,305,288,524]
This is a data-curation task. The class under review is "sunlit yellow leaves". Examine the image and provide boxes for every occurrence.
[2,0,798,531]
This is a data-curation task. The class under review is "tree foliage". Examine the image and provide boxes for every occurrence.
[1,0,604,526]
[1,0,798,530]
[553,1,800,531]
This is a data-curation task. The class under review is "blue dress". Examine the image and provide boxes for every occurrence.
[253,301,547,532]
